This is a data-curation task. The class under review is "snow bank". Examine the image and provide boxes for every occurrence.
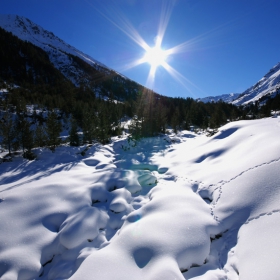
[0,117,279,279]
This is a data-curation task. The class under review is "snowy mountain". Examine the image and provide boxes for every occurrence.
[232,62,280,105]
[0,14,135,96]
[1,14,279,107]
[0,15,98,85]
[0,117,279,279]
[197,93,240,103]
[199,62,280,106]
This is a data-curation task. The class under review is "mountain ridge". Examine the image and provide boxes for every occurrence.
[197,93,240,104]
[0,14,141,100]
[232,61,280,105]
[0,14,279,107]
[0,15,107,76]
[198,62,280,106]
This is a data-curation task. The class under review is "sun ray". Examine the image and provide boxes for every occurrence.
[116,57,147,73]
[156,0,175,47]
[161,61,205,97]
[85,0,150,51]
[84,0,213,96]
[146,65,157,88]
[165,19,240,57]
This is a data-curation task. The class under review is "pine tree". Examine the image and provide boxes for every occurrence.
[46,111,62,152]
[34,124,47,147]
[171,107,180,134]
[82,110,95,144]
[97,104,110,144]
[129,115,142,140]
[184,113,191,130]
[15,113,34,157]
[0,111,16,155]
[157,103,167,134]
[69,117,80,146]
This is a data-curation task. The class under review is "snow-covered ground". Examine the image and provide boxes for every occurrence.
[0,88,8,97]
[0,117,280,280]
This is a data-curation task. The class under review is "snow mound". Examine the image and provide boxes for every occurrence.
[0,117,279,279]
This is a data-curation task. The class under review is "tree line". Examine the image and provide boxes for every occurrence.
[0,108,61,158]
[0,99,124,158]
[1,83,279,158]
[128,90,243,139]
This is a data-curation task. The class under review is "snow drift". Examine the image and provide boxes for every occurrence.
[0,117,279,280]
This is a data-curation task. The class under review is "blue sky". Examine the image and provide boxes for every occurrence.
[1,0,280,99]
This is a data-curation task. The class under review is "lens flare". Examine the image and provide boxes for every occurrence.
[143,46,167,68]
[86,0,207,96]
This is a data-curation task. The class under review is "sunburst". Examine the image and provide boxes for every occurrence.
[143,45,167,69]
[88,0,205,96]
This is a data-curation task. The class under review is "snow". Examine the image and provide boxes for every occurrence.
[0,88,8,94]
[232,62,280,105]
[236,213,280,279]
[0,15,101,67]
[197,93,240,104]
[0,117,280,279]
[0,15,127,87]
[198,61,280,106]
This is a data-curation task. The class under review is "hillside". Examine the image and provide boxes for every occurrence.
[0,14,142,101]
[198,62,280,106]
[197,93,240,104]
[0,117,279,279]
[232,62,280,105]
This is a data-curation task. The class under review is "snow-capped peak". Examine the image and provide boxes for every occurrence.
[232,62,280,105]
[198,61,280,106]
[197,93,240,103]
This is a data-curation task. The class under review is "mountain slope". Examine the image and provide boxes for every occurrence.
[0,26,73,87]
[199,62,280,106]
[0,15,107,83]
[0,14,141,101]
[197,93,240,103]
[232,62,280,105]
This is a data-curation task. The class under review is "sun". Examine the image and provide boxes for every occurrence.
[143,45,167,68]
[93,1,202,93]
